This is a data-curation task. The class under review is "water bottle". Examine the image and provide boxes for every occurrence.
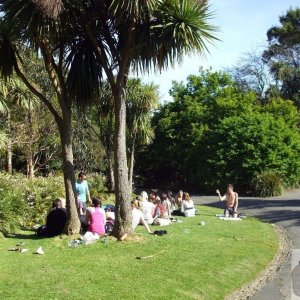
[103,236,109,245]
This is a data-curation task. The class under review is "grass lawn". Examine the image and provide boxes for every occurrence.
[0,205,278,300]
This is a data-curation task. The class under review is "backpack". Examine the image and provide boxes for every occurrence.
[105,220,114,235]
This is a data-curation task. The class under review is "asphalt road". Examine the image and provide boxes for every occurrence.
[192,189,300,300]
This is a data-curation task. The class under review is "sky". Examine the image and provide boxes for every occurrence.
[142,0,300,103]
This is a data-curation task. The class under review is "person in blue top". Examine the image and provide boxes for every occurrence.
[75,171,91,214]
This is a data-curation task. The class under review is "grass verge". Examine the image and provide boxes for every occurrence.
[0,205,278,300]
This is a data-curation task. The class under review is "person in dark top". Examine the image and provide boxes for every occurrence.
[37,199,67,237]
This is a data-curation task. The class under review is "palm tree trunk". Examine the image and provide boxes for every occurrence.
[128,142,135,195]
[107,148,115,192]
[112,89,132,238]
[7,111,12,174]
[27,105,34,179]
[58,116,81,235]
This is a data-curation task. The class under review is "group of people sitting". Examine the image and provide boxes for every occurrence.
[36,182,239,238]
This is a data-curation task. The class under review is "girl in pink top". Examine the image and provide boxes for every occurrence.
[86,197,106,235]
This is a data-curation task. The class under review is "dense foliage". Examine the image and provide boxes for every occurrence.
[0,173,106,236]
[136,69,300,193]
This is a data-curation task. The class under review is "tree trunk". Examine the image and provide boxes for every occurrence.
[107,148,115,192]
[58,117,81,235]
[27,105,34,179]
[112,89,132,238]
[128,142,135,195]
[7,112,12,174]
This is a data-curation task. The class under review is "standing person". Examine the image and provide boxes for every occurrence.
[216,184,239,217]
[85,197,106,235]
[75,171,91,214]
[181,192,196,217]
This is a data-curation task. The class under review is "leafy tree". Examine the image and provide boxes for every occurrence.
[0,0,217,237]
[263,8,300,107]
[137,69,300,192]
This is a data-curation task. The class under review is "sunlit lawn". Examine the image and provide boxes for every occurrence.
[0,205,278,300]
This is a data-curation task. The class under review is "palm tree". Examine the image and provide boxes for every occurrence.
[126,79,159,193]
[0,0,218,237]
[0,2,83,234]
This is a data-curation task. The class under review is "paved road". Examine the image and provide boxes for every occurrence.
[192,189,300,300]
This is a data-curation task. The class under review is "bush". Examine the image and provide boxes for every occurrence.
[0,173,65,235]
[252,172,283,197]
[88,173,106,197]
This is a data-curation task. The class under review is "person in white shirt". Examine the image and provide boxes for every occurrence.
[131,199,152,233]
[140,191,155,224]
[181,192,196,217]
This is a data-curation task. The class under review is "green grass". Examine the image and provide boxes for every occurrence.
[0,205,278,300]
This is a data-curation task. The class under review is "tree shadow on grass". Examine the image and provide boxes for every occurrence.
[5,231,44,241]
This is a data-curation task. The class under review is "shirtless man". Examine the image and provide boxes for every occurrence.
[216,184,238,217]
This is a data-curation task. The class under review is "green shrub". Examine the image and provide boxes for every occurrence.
[88,173,106,197]
[0,178,25,237]
[0,173,65,235]
[252,172,283,197]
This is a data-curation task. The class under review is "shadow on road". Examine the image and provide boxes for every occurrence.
[200,198,300,227]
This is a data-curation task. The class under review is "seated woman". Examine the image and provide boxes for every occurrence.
[153,199,171,226]
[175,190,184,209]
[85,197,106,235]
[131,199,152,233]
[140,191,155,225]
[37,198,66,237]
[181,192,197,217]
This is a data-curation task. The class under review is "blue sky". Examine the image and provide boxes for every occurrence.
[142,0,300,102]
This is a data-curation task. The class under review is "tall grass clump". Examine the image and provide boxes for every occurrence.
[252,172,283,197]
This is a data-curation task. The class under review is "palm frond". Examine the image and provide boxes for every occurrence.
[65,37,103,108]
[131,0,219,72]
[0,20,18,80]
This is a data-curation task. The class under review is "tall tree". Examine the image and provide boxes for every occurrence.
[263,8,300,107]
[0,3,83,234]
[126,79,159,193]
[0,0,217,237]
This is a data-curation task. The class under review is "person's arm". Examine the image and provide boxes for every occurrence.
[86,183,91,203]
[181,201,185,213]
[140,215,152,233]
[216,189,226,201]
[234,193,239,212]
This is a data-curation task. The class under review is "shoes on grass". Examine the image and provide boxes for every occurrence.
[153,230,167,236]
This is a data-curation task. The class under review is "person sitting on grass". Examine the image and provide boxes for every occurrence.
[181,192,197,217]
[140,191,155,225]
[216,184,239,217]
[153,199,171,226]
[131,199,152,233]
[175,190,184,209]
[37,198,66,237]
[85,197,106,235]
